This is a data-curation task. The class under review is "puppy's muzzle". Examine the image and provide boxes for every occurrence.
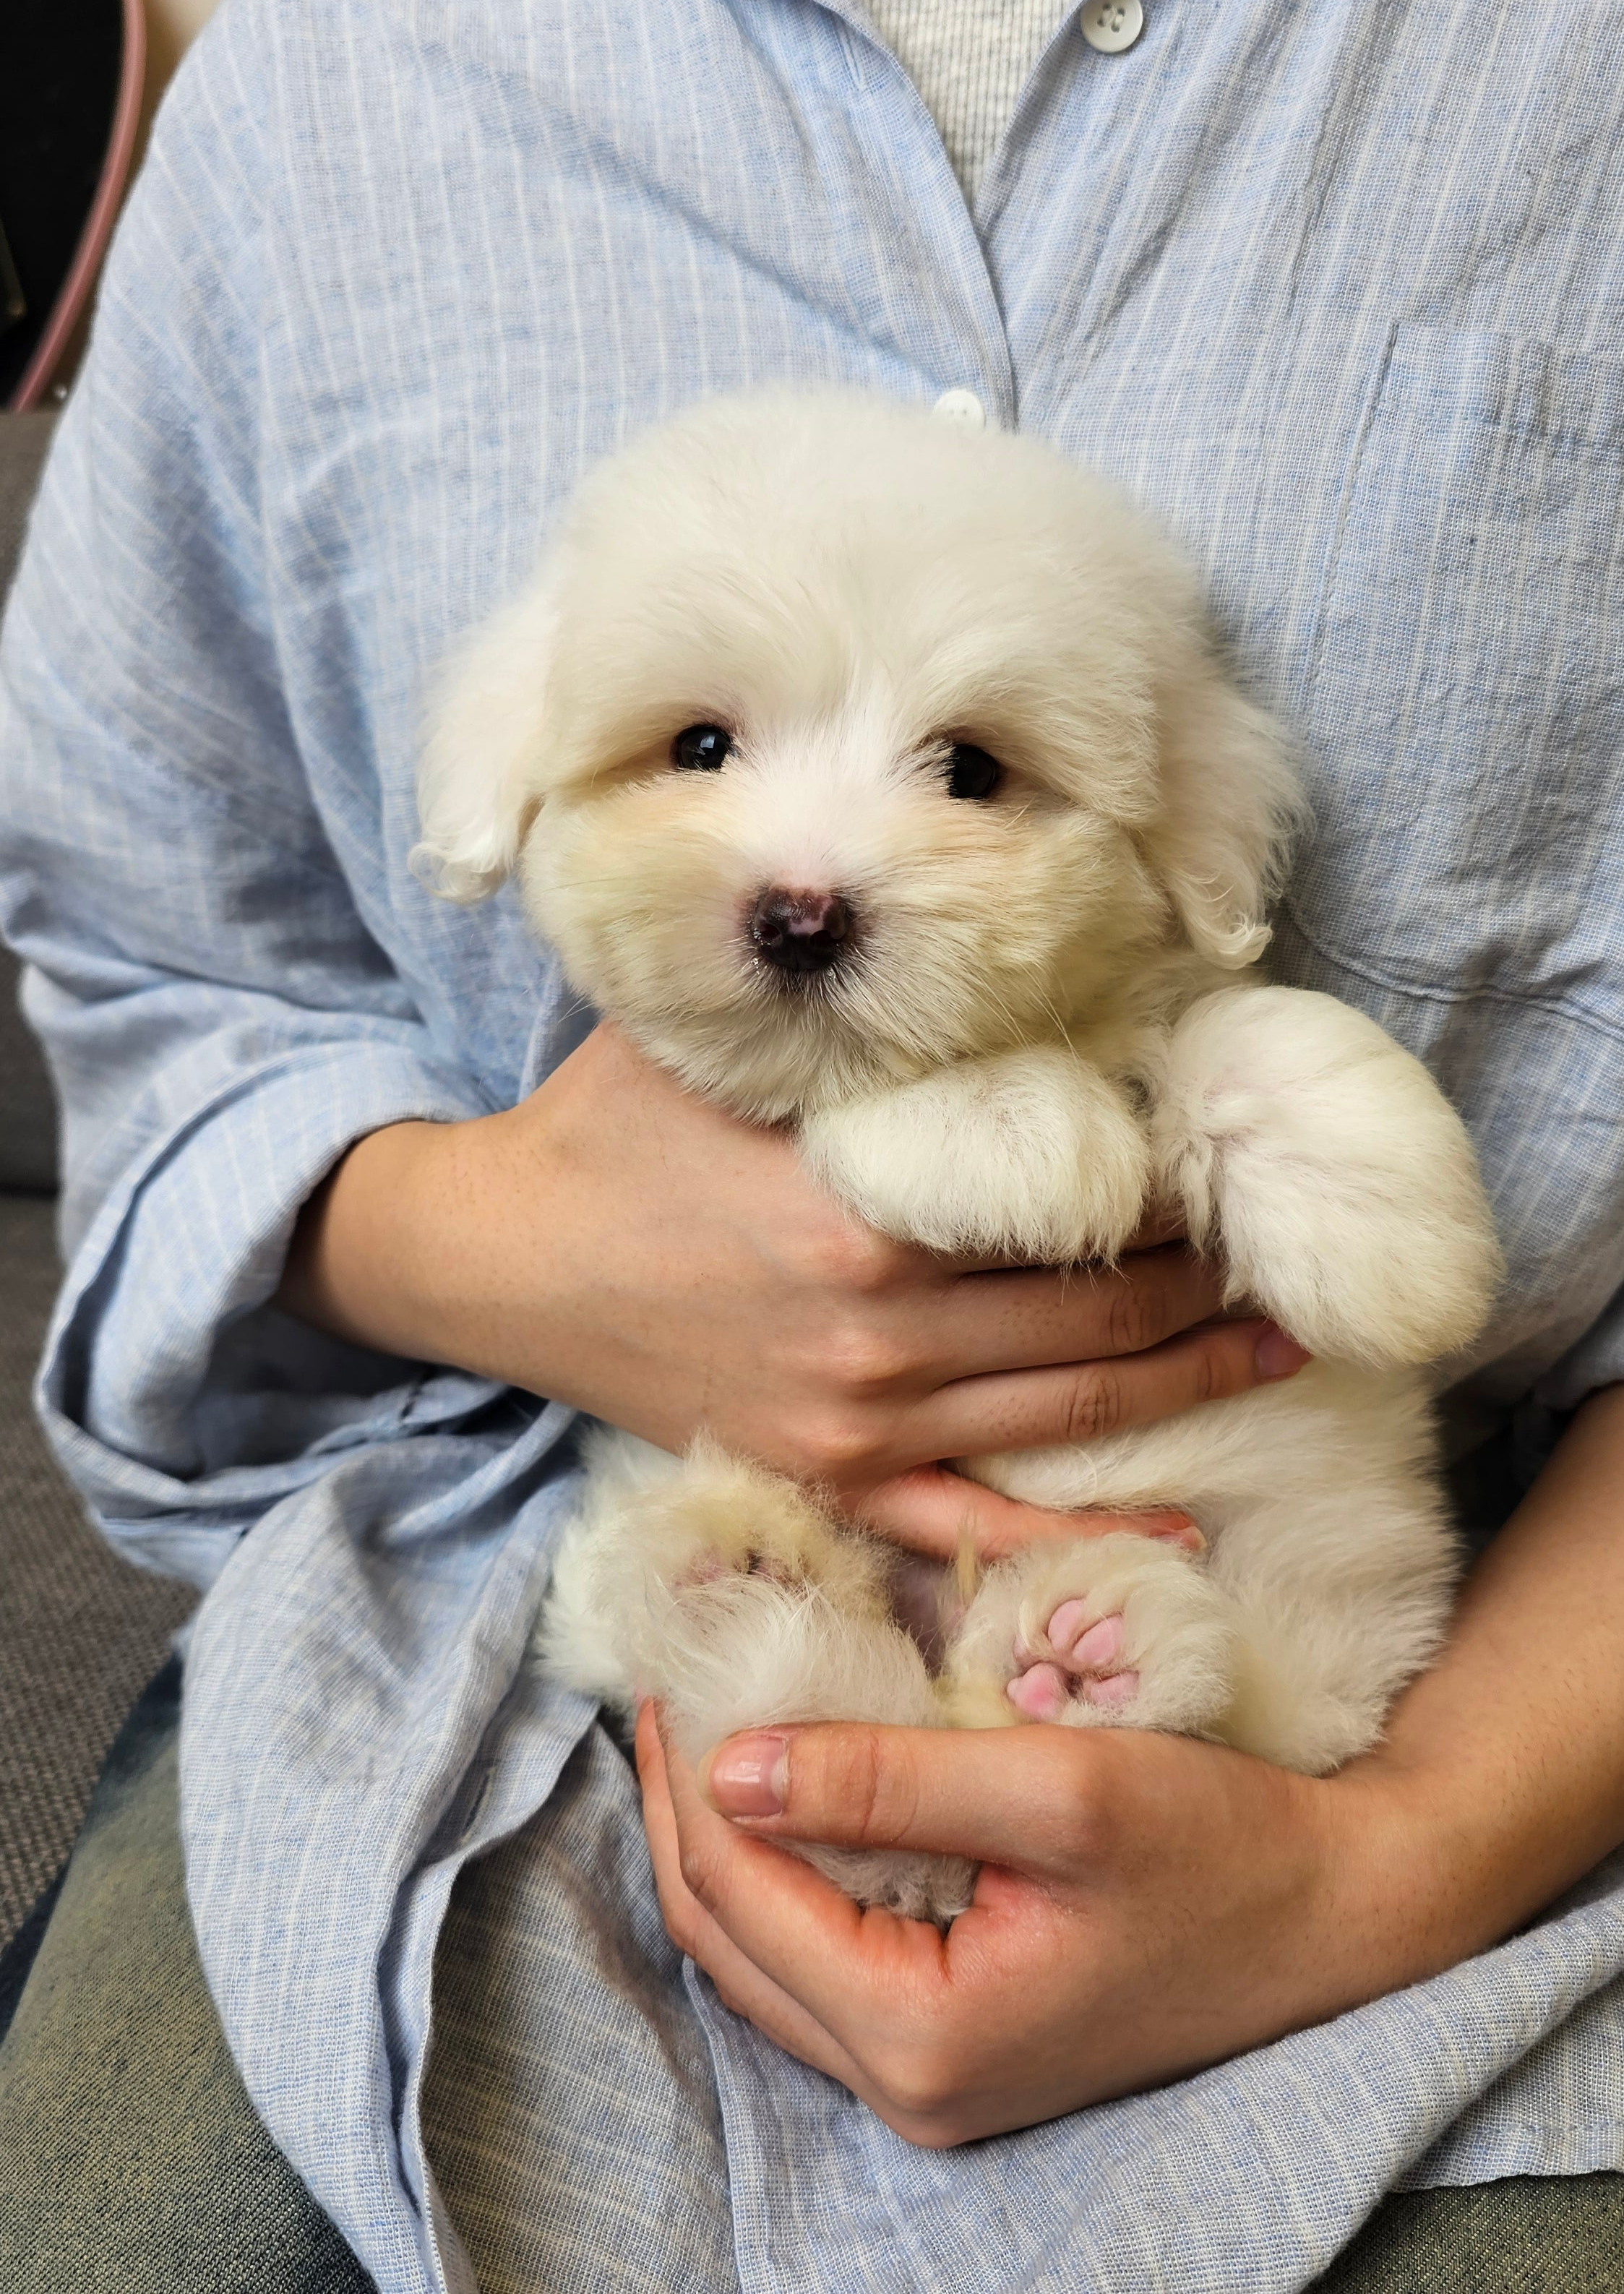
[748,887,854,977]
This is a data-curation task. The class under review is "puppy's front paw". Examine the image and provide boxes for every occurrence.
[801,1047,1149,1262]
[1154,987,1501,1366]
[943,1532,1236,1738]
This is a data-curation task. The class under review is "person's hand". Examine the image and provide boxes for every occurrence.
[637,1388,1624,2143]
[278,1024,1307,1551]
[635,1706,1463,2146]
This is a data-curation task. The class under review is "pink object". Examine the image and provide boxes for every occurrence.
[1045,1602,1125,1673]
[1046,1597,1090,1656]
[1069,1615,1125,1672]
[8,0,147,411]
[705,1732,789,1818]
[1006,1662,1067,1720]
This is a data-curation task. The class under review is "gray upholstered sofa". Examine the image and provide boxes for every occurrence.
[0,413,195,1957]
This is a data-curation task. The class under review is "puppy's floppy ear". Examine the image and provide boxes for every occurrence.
[410,580,559,903]
[1148,653,1305,969]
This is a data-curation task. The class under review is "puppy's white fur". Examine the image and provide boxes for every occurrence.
[416,388,1502,1920]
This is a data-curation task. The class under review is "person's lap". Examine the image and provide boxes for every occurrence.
[2,1664,1620,2294]
[420,1723,739,2294]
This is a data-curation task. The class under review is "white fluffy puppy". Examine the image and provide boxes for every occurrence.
[415,388,1502,1921]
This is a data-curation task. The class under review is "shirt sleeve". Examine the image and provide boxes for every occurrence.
[1535,1279,1624,1415]
[0,21,491,1589]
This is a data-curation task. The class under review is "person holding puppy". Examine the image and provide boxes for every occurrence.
[4,1,1624,2290]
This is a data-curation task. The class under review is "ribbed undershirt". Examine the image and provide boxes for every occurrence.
[860,0,1072,203]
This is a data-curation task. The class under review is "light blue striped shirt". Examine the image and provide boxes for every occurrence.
[4,1,1624,2287]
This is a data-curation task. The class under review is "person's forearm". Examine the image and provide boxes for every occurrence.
[1346,1383,1624,1967]
[278,1111,518,1372]
[273,1027,1299,1526]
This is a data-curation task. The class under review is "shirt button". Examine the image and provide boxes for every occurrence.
[933,387,987,431]
[1080,0,1144,53]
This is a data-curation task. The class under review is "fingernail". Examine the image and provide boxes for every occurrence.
[1255,1323,1312,1380]
[703,1732,789,1818]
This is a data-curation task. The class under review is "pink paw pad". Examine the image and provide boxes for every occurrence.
[1007,1602,1137,1719]
[1049,1603,1124,1672]
[1006,1662,1069,1720]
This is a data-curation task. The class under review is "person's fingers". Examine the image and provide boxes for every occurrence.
[635,1705,872,2085]
[642,1706,994,2138]
[856,1466,1203,1563]
[923,1247,1227,1381]
[916,1317,1309,1459]
[699,1717,1109,1876]
[655,1709,974,2057]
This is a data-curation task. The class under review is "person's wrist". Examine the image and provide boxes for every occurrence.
[1311,1747,1503,2006]
[280,1112,489,1361]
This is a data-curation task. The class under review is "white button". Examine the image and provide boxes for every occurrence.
[1080,0,1144,54]
[932,387,987,431]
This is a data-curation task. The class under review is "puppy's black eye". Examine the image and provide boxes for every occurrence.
[672,723,731,771]
[946,743,1002,800]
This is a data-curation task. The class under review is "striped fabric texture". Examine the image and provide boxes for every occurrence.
[4,0,1624,2287]
[859,0,1070,200]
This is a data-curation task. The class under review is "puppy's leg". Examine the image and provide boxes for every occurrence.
[539,1428,890,1711]
[799,1045,1149,1263]
[1213,1589,1430,1774]
[1209,1461,1459,1772]
[538,1430,974,1920]
[942,1478,1456,1774]
[1151,984,1501,1367]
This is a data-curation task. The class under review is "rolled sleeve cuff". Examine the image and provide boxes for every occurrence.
[38,1029,496,1585]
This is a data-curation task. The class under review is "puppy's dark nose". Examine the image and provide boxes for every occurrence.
[749,888,853,975]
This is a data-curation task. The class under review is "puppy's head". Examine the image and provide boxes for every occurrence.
[416,390,1297,1119]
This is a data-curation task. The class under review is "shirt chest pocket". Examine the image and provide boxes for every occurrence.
[1289,325,1624,1034]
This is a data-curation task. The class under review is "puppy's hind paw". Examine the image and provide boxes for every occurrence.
[945,1532,1236,1740]
[1005,1604,1139,1719]
[798,1840,976,1925]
